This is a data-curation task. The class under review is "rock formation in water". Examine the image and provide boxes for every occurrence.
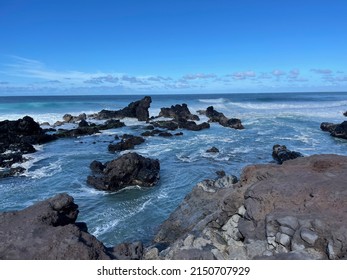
[87,152,160,191]
[272,144,303,164]
[157,103,200,121]
[96,96,152,121]
[108,135,145,152]
[0,116,57,178]
[202,106,244,129]
[321,120,347,140]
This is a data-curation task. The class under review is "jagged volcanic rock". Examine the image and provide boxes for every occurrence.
[96,96,152,121]
[87,152,160,191]
[146,155,347,260]
[204,106,244,129]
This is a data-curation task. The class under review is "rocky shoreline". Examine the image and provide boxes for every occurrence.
[0,96,346,259]
[147,154,347,260]
[1,154,346,260]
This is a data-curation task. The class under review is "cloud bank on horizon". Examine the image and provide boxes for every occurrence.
[0,0,346,95]
[0,55,346,95]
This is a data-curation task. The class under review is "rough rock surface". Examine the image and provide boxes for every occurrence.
[320,122,338,132]
[87,152,160,191]
[206,147,219,153]
[108,135,145,152]
[158,104,199,121]
[321,120,347,140]
[0,116,56,151]
[150,119,210,131]
[145,155,347,260]
[0,116,57,177]
[0,193,112,260]
[56,119,125,138]
[96,96,152,121]
[205,106,244,129]
[272,144,303,164]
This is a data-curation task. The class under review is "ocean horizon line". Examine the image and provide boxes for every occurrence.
[0,90,347,98]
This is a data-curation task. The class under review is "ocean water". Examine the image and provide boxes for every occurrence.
[0,92,347,246]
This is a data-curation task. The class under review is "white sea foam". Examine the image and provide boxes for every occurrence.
[199,98,227,104]
[92,218,121,236]
[24,159,63,179]
[122,117,146,126]
[228,100,347,110]
[91,197,153,237]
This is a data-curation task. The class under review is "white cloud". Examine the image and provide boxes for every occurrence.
[272,69,286,77]
[310,68,333,75]
[288,69,300,79]
[84,75,119,84]
[228,71,256,80]
[181,73,217,80]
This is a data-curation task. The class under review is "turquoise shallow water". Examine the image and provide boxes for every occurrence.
[0,92,347,246]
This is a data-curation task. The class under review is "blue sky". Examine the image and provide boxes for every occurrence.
[0,0,346,95]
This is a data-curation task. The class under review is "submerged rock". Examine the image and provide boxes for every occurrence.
[272,144,303,164]
[206,147,219,153]
[0,167,26,179]
[87,152,160,191]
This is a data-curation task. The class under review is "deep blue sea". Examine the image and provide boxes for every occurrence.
[1,92,347,246]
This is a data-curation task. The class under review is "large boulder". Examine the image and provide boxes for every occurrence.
[96,96,152,121]
[87,152,160,191]
[0,193,111,259]
[205,106,244,129]
[147,155,347,260]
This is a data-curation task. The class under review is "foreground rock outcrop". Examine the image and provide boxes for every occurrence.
[0,193,112,259]
[145,154,347,260]
[87,152,160,191]
[0,193,144,260]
